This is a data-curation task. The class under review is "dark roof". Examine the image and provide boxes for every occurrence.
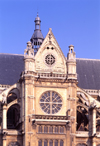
[31,30,44,40]
[0,54,24,85]
[77,58,100,90]
[0,54,100,90]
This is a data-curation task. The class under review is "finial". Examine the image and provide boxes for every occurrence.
[49,28,52,31]
[37,7,39,17]
[37,12,38,17]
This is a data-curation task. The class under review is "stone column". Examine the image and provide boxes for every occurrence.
[92,137,96,146]
[2,103,7,146]
[92,108,96,146]
[92,108,96,135]
[2,104,7,130]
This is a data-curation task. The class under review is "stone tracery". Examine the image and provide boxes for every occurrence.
[77,92,89,131]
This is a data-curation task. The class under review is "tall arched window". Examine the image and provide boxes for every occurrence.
[60,126,64,133]
[38,140,42,146]
[49,140,53,146]
[49,126,53,133]
[60,140,63,146]
[55,140,58,146]
[44,140,48,146]
[44,126,48,133]
[38,125,42,133]
[55,126,59,133]
[7,104,20,129]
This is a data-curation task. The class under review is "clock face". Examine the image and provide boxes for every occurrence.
[45,54,55,66]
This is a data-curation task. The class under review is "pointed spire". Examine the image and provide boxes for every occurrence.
[30,14,44,55]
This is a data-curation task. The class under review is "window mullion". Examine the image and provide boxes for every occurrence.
[50,91,52,114]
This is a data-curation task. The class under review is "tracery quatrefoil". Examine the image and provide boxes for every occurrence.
[40,91,62,114]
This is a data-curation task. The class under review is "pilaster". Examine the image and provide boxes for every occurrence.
[23,41,35,146]
[66,82,77,146]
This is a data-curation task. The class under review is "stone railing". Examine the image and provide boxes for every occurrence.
[7,129,21,135]
[84,89,99,96]
[37,73,67,79]
[23,71,67,80]
[76,131,89,137]
[32,115,67,120]
[0,84,11,89]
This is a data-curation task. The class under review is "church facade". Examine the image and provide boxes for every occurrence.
[0,14,100,146]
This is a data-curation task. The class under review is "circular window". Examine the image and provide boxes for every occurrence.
[40,91,62,114]
[45,54,55,65]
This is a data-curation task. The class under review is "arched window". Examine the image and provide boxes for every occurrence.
[76,144,87,146]
[60,126,64,133]
[7,104,20,129]
[55,126,59,133]
[44,126,48,133]
[38,125,42,133]
[7,88,19,104]
[55,140,58,146]
[8,141,20,146]
[77,106,88,131]
[44,140,48,146]
[38,140,42,146]
[49,126,53,133]
[60,140,63,146]
[49,140,53,146]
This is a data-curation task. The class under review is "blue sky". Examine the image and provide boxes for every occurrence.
[0,0,100,59]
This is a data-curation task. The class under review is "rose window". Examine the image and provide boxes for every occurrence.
[45,54,55,65]
[40,91,62,114]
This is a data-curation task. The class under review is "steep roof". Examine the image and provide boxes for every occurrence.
[0,53,24,85]
[0,54,100,90]
[77,58,100,90]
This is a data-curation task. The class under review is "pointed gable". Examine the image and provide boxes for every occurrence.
[35,28,67,74]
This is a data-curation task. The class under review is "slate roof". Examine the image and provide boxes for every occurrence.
[76,58,100,90]
[31,30,44,40]
[0,54,24,85]
[0,53,100,90]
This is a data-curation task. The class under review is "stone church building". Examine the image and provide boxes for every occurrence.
[0,14,100,146]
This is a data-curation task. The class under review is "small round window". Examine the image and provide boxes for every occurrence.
[40,91,62,114]
[45,54,55,65]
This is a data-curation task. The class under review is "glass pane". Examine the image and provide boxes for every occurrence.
[76,144,87,146]
[40,91,62,114]
[49,140,53,146]
[44,126,48,133]
[60,126,64,133]
[44,140,48,146]
[60,140,63,146]
[38,140,42,146]
[55,126,59,133]
[55,140,58,146]
[8,142,20,146]
[38,125,42,133]
[49,126,53,133]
